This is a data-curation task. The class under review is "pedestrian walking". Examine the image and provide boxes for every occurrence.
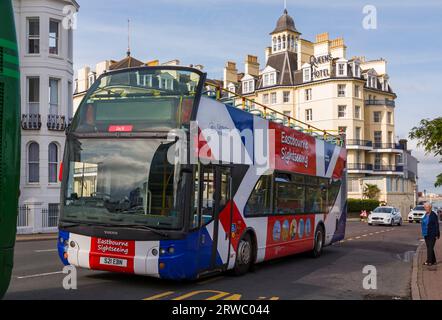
[421,202,440,266]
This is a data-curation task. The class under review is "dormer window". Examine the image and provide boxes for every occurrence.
[353,62,361,77]
[263,72,276,87]
[242,79,254,94]
[303,68,311,82]
[371,76,377,88]
[337,63,346,76]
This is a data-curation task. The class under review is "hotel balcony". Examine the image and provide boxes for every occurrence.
[373,164,404,175]
[370,142,405,153]
[346,139,373,150]
[21,114,41,130]
[364,99,396,107]
[47,114,66,131]
[347,163,374,174]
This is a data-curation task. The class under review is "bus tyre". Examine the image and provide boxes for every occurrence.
[233,233,253,276]
[311,226,324,258]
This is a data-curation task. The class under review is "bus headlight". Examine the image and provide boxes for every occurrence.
[168,247,175,254]
[160,248,167,255]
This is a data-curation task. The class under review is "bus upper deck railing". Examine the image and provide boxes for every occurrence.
[204,82,345,147]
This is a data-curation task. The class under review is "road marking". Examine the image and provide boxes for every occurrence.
[347,238,353,241]
[17,271,63,279]
[362,234,367,237]
[173,290,230,300]
[143,291,175,300]
[34,249,58,253]
[355,236,361,239]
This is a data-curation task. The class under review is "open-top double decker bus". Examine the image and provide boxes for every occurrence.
[58,66,347,279]
[0,0,21,298]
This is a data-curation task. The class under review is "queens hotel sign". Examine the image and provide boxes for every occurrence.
[310,54,333,80]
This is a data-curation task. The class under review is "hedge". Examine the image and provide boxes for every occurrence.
[348,199,380,213]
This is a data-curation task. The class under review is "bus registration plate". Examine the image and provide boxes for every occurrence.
[99,257,127,267]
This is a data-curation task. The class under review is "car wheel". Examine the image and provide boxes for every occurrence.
[398,218,402,226]
[233,233,253,276]
[368,223,372,226]
[311,225,325,258]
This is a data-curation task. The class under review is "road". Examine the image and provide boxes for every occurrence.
[5,221,423,300]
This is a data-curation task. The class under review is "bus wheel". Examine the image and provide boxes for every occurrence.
[233,233,253,276]
[311,226,324,258]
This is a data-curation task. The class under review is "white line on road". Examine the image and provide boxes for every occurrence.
[34,249,58,253]
[17,271,63,279]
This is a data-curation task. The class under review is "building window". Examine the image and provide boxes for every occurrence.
[263,93,269,104]
[28,142,39,183]
[49,78,59,115]
[306,109,313,121]
[337,84,346,97]
[303,68,311,82]
[355,105,361,119]
[355,85,360,98]
[263,73,276,87]
[374,131,382,147]
[387,112,392,124]
[88,74,96,88]
[338,63,345,76]
[48,143,58,183]
[283,91,290,103]
[27,17,40,54]
[305,88,312,101]
[388,131,393,143]
[353,63,361,77]
[374,153,381,169]
[283,110,291,117]
[49,20,60,55]
[242,80,254,94]
[355,127,361,140]
[338,105,346,118]
[373,111,382,123]
[271,92,277,104]
[27,77,40,114]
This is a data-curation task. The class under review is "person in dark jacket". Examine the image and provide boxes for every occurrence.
[421,202,440,266]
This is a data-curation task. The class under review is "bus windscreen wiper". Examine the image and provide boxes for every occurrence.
[115,224,170,237]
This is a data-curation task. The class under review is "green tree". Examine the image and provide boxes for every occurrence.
[409,117,442,187]
[363,184,380,200]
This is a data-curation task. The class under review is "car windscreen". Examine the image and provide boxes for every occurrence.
[373,207,393,213]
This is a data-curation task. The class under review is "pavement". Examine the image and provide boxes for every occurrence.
[16,233,58,242]
[412,222,442,300]
[5,221,424,300]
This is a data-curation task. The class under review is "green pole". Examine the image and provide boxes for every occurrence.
[0,0,21,299]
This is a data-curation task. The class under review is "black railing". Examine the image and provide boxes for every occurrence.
[373,165,404,172]
[373,142,405,150]
[42,204,59,228]
[21,114,41,130]
[365,99,395,107]
[17,205,30,227]
[346,139,373,147]
[47,114,66,131]
[347,163,373,171]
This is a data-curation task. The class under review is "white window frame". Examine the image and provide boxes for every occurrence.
[28,142,40,184]
[338,105,347,118]
[355,105,361,119]
[270,92,277,104]
[49,19,60,55]
[338,63,345,76]
[354,85,360,98]
[338,84,346,97]
[303,68,311,82]
[48,142,58,184]
[306,109,313,121]
[49,78,60,115]
[283,91,290,103]
[305,88,312,101]
[27,17,40,54]
[263,93,269,104]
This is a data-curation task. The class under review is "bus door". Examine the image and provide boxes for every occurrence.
[198,165,232,273]
[211,166,232,270]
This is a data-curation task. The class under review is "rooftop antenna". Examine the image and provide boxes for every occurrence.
[126,18,131,57]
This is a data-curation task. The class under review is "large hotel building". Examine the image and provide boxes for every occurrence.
[223,9,418,216]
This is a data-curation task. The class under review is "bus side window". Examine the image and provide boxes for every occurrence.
[244,175,272,217]
[200,166,215,225]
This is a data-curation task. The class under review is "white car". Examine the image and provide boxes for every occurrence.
[408,205,426,223]
[368,206,402,226]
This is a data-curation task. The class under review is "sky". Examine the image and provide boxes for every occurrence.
[73,0,442,193]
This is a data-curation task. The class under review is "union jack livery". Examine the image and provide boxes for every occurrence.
[58,66,347,279]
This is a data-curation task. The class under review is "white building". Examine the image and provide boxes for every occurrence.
[13,0,79,233]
